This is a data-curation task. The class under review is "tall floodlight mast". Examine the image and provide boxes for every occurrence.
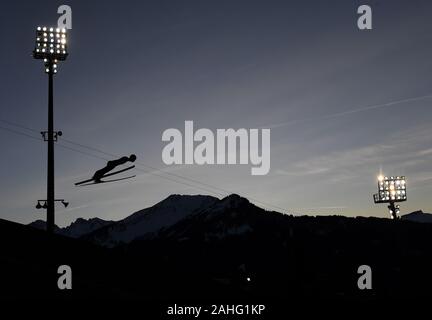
[33,26,69,233]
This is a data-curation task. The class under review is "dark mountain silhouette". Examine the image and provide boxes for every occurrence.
[0,218,124,299]
[29,217,113,238]
[82,194,218,247]
[152,194,267,241]
[28,219,62,233]
[401,210,432,223]
[29,195,432,245]
[9,194,432,300]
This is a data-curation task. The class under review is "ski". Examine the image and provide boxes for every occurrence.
[77,175,136,187]
[75,165,135,186]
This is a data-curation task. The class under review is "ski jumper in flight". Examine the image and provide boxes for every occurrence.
[92,154,137,183]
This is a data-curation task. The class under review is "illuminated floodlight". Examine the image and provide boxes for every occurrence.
[33,26,68,64]
[374,175,406,202]
[373,174,407,219]
[32,24,70,233]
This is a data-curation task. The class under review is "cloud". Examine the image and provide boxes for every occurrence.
[277,144,391,179]
[57,204,91,215]
[263,94,432,130]
[275,167,330,176]
[417,148,432,156]
[275,124,432,181]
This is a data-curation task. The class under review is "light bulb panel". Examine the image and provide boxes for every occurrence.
[375,175,407,203]
[33,26,68,61]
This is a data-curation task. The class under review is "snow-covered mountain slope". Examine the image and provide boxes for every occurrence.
[29,194,270,246]
[61,217,114,238]
[28,217,113,238]
[85,194,219,247]
[30,193,432,251]
[154,194,275,242]
[401,210,432,223]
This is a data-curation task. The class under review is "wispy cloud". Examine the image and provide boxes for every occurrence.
[263,94,432,129]
[275,167,330,176]
[275,124,432,181]
[417,148,432,156]
[57,204,91,215]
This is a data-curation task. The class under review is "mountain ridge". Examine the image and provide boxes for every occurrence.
[28,194,432,247]
[82,194,219,247]
[28,216,114,238]
[401,210,432,223]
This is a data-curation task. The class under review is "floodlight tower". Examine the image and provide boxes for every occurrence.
[373,175,407,219]
[33,26,69,233]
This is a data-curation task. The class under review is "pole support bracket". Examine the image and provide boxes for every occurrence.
[40,130,62,142]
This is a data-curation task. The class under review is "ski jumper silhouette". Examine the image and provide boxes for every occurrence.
[92,154,137,183]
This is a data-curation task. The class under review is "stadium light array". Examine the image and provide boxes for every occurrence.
[33,26,68,74]
[373,175,407,219]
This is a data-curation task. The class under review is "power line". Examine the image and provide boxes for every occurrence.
[60,138,290,212]
[0,123,228,199]
[0,125,42,142]
[59,139,289,212]
[57,143,228,197]
[0,119,40,134]
[0,118,291,213]
[59,137,289,212]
